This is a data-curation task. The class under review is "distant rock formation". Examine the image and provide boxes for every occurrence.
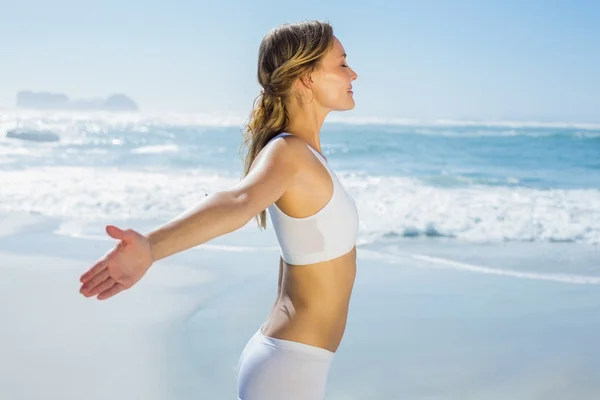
[103,94,139,112]
[16,90,139,112]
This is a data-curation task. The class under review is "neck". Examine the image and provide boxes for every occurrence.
[284,100,329,152]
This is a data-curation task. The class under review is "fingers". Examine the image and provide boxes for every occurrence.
[106,225,130,242]
[80,269,111,297]
[89,277,117,298]
[97,282,125,301]
[80,259,108,283]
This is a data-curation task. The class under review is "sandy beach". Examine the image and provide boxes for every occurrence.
[1,213,599,400]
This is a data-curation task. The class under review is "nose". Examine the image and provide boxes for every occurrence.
[350,67,358,81]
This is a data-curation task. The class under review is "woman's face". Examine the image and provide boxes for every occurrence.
[309,36,358,112]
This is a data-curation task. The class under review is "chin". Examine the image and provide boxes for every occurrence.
[342,101,356,111]
[331,99,356,112]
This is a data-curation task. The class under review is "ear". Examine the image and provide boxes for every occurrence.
[298,72,314,90]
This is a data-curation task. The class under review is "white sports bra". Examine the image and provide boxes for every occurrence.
[266,132,359,265]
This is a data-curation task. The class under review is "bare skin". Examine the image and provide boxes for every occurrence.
[79,36,358,353]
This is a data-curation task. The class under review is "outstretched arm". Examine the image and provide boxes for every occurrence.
[79,136,304,300]
[147,137,302,261]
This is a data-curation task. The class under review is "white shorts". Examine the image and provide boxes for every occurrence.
[237,326,335,400]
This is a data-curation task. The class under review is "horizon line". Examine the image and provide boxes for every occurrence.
[1,107,599,131]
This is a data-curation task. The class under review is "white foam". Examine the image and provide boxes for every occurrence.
[0,166,240,221]
[340,173,600,246]
[131,144,180,154]
[2,166,599,245]
[359,249,600,285]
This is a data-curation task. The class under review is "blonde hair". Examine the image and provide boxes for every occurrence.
[241,20,335,229]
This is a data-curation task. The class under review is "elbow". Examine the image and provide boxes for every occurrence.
[226,191,259,230]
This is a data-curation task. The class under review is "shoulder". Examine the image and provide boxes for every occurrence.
[264,134,309,156]
[252,134,311,170]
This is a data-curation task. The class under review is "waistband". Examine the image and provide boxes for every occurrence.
[257,325,335,361]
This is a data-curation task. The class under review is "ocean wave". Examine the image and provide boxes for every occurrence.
[341,172,600,246]
[1,166,599,246]
[0,166,240,221]
[358,249,600,284]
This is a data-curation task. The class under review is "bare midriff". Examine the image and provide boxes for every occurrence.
[260,246,357,353]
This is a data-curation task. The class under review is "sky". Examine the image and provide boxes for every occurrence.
[1,0,599,123]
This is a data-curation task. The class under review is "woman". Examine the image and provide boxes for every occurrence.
[79,20,359,400]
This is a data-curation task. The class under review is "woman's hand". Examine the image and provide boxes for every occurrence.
[79,225,154,300]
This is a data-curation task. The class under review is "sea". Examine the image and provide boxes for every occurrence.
[1,109,599,278]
